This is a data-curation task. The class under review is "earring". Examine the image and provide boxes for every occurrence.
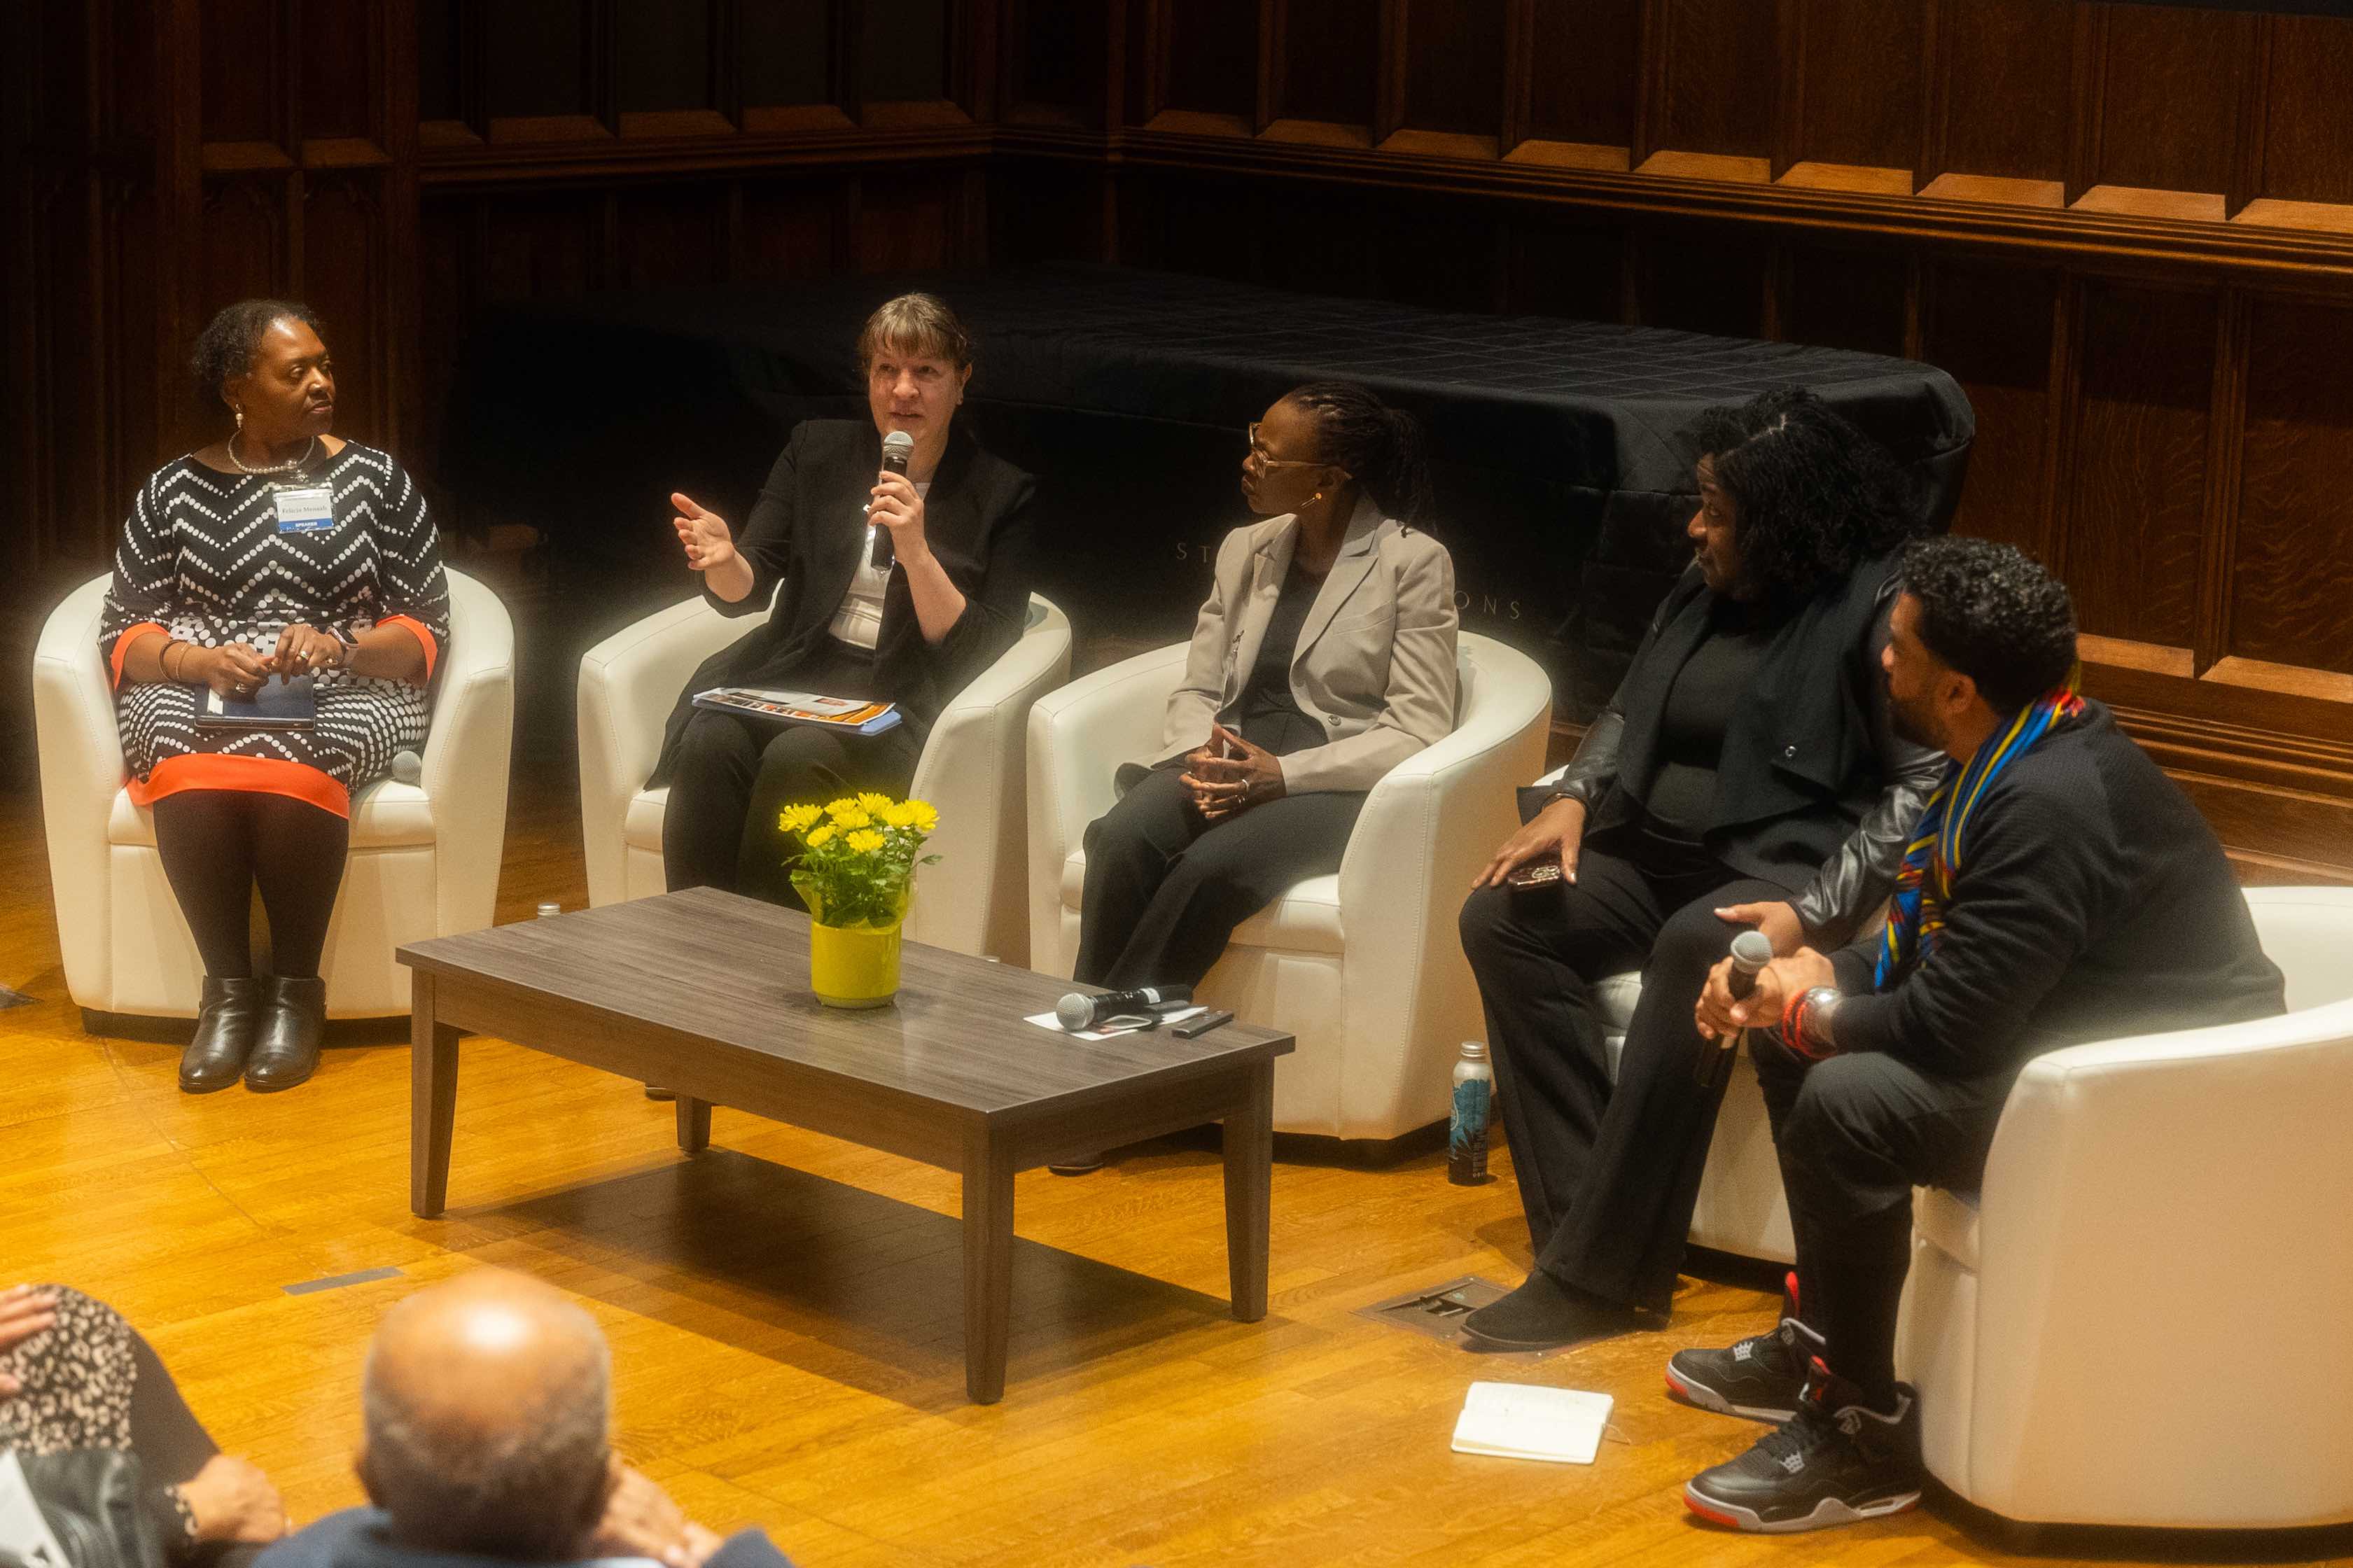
[233,405,244,432]
[1309,491,1324,505]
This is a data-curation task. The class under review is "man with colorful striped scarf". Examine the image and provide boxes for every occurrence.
[1669,536,2284,1534]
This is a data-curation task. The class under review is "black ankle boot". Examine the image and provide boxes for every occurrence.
[181,978,263,1093]
[245,976,326,1092]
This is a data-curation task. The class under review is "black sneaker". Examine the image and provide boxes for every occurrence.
[1683,1365,1923,1533]
[1666,1315,1820,1423]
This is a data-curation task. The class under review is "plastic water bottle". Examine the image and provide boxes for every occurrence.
[1448,1041,1494,1186]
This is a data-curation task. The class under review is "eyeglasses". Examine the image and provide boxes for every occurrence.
[1245,422,1325,470]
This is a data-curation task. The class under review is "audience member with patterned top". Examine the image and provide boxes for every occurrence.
[98,300,452,1096]
[0,1282,291,1562]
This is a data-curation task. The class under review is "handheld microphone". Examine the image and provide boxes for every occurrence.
[1698,929,1776,1088]
[391,750,423,785]
[872,429,914,570]
[1056,983,1194,1033]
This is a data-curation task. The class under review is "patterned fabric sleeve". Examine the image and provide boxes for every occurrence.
[97,472,179,682]
[372,456,452,680]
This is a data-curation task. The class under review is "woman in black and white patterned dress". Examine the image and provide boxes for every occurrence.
[99,300,451,1096]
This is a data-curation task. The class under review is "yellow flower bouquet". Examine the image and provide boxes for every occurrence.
[779,794,940,1006]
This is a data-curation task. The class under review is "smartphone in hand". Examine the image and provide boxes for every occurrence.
[1504,860,1565,895]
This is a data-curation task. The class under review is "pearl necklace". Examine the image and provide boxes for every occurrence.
[227,432,319,477]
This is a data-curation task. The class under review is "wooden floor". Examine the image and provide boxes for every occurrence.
[0,777,2333,1568]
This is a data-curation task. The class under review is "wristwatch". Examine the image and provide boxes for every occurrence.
[1796,986,1843,1058]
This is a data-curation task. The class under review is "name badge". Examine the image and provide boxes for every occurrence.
[273,485,335,533]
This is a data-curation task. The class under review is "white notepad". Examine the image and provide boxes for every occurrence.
[1450,1381,1614,1464]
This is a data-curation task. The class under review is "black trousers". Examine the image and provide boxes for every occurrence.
[1457,844,1785,1312]
[1074,767,1365,990]
[662,710,920,906]
[1753,1030,2014,1404]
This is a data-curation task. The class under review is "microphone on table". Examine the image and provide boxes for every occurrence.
[391,750,423,785]
[1056,983,1194,1033]
[1698,929,1776,1090]
[872,429,915,570]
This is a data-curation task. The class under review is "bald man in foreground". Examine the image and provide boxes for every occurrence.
[258,1270,794,1568]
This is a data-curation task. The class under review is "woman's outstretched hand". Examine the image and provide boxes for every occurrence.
[671,493,737,575]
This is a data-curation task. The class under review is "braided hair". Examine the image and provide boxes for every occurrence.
[1285,382,1434,524]
[1688,386,1925,603]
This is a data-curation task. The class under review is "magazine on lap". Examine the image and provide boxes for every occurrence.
[692,686,903,737]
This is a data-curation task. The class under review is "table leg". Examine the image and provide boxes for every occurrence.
[1222,1060,1275,1322]
[961,1124,1014,1404]
[410,972,461,1218]
[676,1096,711,1154]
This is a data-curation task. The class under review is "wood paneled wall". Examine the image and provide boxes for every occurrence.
[8,0,2353,874]
[990,0,2353,880]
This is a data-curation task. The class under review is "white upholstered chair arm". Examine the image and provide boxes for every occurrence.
[1024,643,1192,977]
[33,577,126,1004]
[1332,635,1552,1136]
[417,568,515,934]
[577,595,762,909]
[905,595,1072,958]
[1961,1003,2353,1525]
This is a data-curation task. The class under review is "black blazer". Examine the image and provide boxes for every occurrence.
[653,419,1037,782]
[1545,553,1943,940]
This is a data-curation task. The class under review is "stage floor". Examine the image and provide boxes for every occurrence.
[0,774,2259,1568]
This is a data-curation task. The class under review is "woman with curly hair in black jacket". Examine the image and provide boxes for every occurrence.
[1455,387,1946,1350]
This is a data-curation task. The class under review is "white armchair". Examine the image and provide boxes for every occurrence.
[34,568,515,1020]
[1026,633,1552,1140]
[578,593,1071,964]
[1894,884,2353,1531]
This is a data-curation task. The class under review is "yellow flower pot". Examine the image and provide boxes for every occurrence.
[807,918,902,1008]
[795,878,909,1009]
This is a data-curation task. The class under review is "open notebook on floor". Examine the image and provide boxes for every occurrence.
[1451,1381,1614,1464]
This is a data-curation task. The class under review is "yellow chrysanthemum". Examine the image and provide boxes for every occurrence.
[829,806,872,830]
[778,803,823,834]
[856,791,893,814]
[823,797,859,820]
[844,828,886,853]
[804,823,837,848]
[902,799,940,832]
[879,801,918,829]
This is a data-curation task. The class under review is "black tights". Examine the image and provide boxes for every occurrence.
[151,791,351,980]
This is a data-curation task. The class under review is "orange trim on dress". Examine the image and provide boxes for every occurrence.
[380,615,438,682]
[127,754,350,818]
[109,623,167,690]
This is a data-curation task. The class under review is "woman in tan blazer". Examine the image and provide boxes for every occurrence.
[1074,382,1460,993]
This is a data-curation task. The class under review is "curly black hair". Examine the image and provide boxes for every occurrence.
[1899,536,2078,713]
[1688,386,1925,603]
[190,299,324,409]
[1285,382,1434,524]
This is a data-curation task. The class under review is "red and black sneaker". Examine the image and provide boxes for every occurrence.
[1682,1361,1923,1534]
[1666,1271,1812,1422]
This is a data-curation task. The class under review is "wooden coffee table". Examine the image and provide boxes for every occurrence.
[396,887,1294,1403]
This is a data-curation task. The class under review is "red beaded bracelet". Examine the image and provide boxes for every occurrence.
[1778,987,1834,1062]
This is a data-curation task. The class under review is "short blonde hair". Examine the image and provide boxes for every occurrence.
[856,292,972,374]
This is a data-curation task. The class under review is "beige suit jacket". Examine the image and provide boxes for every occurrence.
[1147,497,1459,796]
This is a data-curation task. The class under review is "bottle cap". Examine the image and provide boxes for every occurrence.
[536,902,562,918]
[1460,1041,1488,1060]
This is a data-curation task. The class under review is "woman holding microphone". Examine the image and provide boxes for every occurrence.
[654,293,1036,906]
